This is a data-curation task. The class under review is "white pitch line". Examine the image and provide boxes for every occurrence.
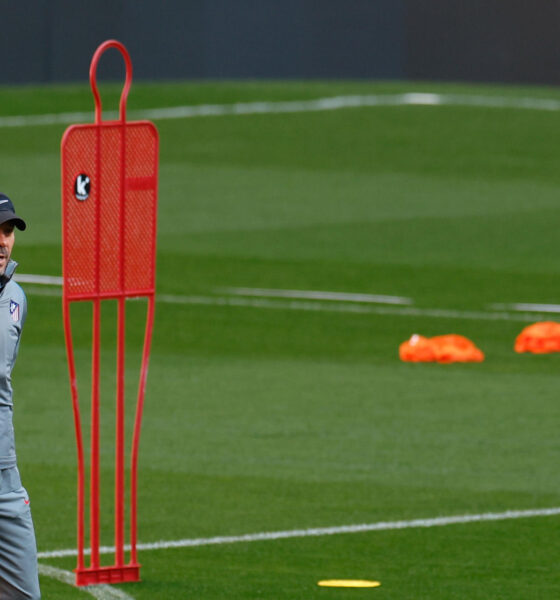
[15,274,554,322]
[38,506,560,560]
[16,276,412,305]
[38,564,135,599]
[490,302,560,314]
[157,293,549,323]
[3,92,560,128]
[220,286,412,305]
[14,273,63,285]
[20,286,552,323]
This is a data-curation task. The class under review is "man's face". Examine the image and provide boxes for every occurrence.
[0,221,15,275]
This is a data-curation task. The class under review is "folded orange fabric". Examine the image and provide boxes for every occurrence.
[399,334,485,363]
[515,321,560,353]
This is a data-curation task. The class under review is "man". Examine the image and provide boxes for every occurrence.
[0,193,40,599]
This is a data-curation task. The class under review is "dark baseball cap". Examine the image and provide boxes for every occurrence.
[0,194,26,230]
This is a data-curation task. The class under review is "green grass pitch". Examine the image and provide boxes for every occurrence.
[0,79,560,598]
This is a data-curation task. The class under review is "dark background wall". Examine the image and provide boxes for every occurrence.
[0,0,558,85]
[405,2,560,85]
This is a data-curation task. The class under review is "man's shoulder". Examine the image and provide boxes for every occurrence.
[4,280,26,304]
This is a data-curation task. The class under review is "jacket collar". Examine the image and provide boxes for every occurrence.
[0,260,17,295]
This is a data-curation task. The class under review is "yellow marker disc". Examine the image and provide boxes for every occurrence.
[318,580,381,588]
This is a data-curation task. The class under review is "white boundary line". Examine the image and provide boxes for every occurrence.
[3,92,560,128]
[15,274,555,322]
[15,280,552,323]
[38,564,135,599]
[156,294,548,323]
[219,287,412,305]
[14,274,63,285]
[490,302,560,314]
[38,506,560,560]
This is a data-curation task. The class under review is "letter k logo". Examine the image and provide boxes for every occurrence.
[76,175,90,196]
[74,173,91,201]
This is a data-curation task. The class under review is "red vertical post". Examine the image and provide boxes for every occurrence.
[115,87,128,569]
[130,295,155,564]
[90,299,101,570]
[62,300,85,571]
[115,296,126,567]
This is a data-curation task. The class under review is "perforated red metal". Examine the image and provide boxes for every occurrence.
[61,40,159,587]
[62,121,158,298]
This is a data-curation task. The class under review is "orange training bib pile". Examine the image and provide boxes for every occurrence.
[399,334,485,363]
[514,321,560,354]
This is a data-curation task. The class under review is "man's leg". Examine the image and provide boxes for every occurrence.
[0,468,40,599]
